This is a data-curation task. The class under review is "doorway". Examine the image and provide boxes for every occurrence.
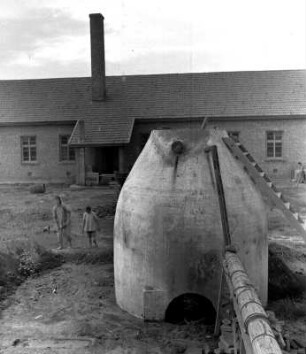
[165,293,216,324]
[95,147,119,174]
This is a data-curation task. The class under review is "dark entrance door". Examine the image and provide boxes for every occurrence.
[95,147,119,174]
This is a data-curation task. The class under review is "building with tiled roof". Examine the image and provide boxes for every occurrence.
[0,13,305,184]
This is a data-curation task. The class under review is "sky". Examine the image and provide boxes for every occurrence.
[0,0,305,79]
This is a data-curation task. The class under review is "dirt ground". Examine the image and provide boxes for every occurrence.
[0,185,214,354]
[0,183,305,353]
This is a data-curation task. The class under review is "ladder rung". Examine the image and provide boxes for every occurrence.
[239,144,247,151]
[271,185,278,193]
[223,136,306,238]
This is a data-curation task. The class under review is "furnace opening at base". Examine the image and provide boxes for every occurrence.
[165,293,216,325]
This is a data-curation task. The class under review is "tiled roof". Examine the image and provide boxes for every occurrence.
[0,70,305,146]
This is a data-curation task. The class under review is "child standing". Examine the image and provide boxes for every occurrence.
[53,195,72,250]
[82,206,99,247]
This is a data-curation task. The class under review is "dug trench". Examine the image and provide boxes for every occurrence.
[0,185,306,353]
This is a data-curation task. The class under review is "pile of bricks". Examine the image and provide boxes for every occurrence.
[214,319,240,354]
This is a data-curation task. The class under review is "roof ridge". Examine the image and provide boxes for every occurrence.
[109,68,306,79]
[0,76,90,83]
[0,68,305,83]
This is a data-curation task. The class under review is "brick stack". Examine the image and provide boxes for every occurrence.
[214,319,240,354]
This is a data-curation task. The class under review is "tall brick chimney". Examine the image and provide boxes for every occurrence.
[89,13,106,101]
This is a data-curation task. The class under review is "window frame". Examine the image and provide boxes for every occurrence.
[266,130,283,159]
[21,136,37,163]
[59,134,75,162]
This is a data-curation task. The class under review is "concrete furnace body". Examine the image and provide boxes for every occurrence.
[114,129,268,320]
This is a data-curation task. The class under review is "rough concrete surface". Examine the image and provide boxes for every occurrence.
[114,129,268,320]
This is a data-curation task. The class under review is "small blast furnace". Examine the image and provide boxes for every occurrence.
[114,128,268,321]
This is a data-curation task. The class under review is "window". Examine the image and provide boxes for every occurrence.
[21,136,37,162]
[266,131,283,158]
[59,135,75,161]
[228,131,240,142]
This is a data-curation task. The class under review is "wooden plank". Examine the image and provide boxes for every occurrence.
[224,251,283,354]
[205,145,232,338]
[205,145,231,246]
[201,116,210,129]
[232,317,238,354]
[214,268,225,336]
[222,137,306,242]
[224,271,254,354]
[225,253,267,323]
[207,143,282,353]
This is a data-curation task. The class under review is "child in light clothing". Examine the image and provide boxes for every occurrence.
[82,206,99,247]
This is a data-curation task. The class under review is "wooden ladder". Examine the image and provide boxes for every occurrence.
[222,137,306,242]
[205,145,282,354]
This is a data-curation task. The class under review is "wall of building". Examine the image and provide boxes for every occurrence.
[0,124,76,183]
[120,118,306,181]
[120,120,201,173]
[85,147,96,171]
[210,118,306,180]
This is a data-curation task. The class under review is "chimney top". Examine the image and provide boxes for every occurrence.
[89,12,106,101]
[89,13,104,19]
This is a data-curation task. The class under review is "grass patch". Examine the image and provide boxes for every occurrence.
[0,239,64,306]
[267,297,306,321]
[17,250,64,276]
[18,251,37,276]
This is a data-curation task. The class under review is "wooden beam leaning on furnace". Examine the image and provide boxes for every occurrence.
[223,249,283,354]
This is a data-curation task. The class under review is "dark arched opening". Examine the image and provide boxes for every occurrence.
[165,293,216,324]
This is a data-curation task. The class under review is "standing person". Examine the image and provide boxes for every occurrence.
[53,195,72,250]
[82,206,99,248]
[295,162,305,187]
